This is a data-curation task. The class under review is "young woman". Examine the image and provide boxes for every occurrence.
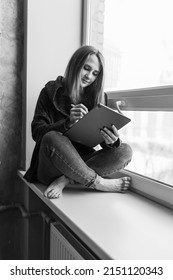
[24,45,132,199]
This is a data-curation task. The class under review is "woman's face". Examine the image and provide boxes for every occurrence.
[80,54,100,88]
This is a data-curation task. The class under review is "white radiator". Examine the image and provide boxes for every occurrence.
[50,223,96,260]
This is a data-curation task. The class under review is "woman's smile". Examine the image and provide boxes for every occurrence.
[81,77,90,85]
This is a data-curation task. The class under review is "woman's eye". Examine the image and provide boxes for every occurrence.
[93,71,99,77]
[84,65,90,71]
[83,65,99,77]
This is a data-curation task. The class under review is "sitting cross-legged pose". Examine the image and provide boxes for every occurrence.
[24,45,133,199]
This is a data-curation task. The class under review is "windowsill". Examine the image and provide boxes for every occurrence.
[18,170,173,260]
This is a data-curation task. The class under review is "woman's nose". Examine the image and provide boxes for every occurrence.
[85,71,92,79]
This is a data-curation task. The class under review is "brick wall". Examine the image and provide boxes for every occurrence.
[0,0,24,203]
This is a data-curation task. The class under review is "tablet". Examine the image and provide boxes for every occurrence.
[64,103,131,147]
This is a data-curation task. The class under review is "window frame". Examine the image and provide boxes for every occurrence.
[106,87,173,210]
[83,0,173,210]
[82,0,91,45]
[106,86,173,111]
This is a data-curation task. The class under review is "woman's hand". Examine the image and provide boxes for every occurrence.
[69,103,88,126]
[100,124,120,145]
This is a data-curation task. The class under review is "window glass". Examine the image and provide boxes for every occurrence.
[88,0,173,187]
[103,0,173,90]
[121,111,173,186]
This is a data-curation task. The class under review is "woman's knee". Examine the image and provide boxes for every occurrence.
[41,131,69,147]
[121,143,133,159]
[111,142,133,162]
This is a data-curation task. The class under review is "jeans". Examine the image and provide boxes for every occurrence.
[37,131,133,187]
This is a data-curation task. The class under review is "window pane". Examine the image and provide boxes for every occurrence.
[102,0,173,89]
[88,0,173,186]
[121,111,173,186]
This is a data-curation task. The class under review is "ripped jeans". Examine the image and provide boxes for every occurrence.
[37,131,133,187]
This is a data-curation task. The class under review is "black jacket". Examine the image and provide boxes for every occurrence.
[24,76,72,182]
[24,76,107,182]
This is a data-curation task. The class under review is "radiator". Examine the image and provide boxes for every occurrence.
[50,223,83,259]
[50,223,96,260]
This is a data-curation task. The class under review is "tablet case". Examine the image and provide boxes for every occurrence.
[64,103,131,147]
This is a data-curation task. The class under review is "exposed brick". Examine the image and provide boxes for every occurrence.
[0,0,24,202]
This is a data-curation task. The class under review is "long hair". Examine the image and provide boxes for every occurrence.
[64,45,105,106]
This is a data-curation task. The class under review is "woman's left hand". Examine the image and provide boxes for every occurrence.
[100,124,119,145]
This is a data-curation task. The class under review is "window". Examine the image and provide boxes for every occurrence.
[83,0,173,209]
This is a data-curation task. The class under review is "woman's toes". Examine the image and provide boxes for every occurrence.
[46,191,53,198]
[44,186,63,199]
[124,177,131,185]
[44,190,49,197]
[48,190,61,199]
[44,187,52,197]
[120,177,131,192]
[49,190,55,198]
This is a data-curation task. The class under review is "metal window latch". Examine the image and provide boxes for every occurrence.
[115,100,126,115]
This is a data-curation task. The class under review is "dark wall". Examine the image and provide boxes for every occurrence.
[0,0,24,202]
[0,0,24,259]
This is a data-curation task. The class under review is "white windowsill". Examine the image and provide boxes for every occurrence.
[18,170,173,260]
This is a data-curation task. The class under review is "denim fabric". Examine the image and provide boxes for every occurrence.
[37,131,132,187]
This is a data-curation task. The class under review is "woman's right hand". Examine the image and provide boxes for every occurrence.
[69,103,88,126]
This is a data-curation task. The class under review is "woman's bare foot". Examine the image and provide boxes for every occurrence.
[44,175,70,199]
[94,176,131,193]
